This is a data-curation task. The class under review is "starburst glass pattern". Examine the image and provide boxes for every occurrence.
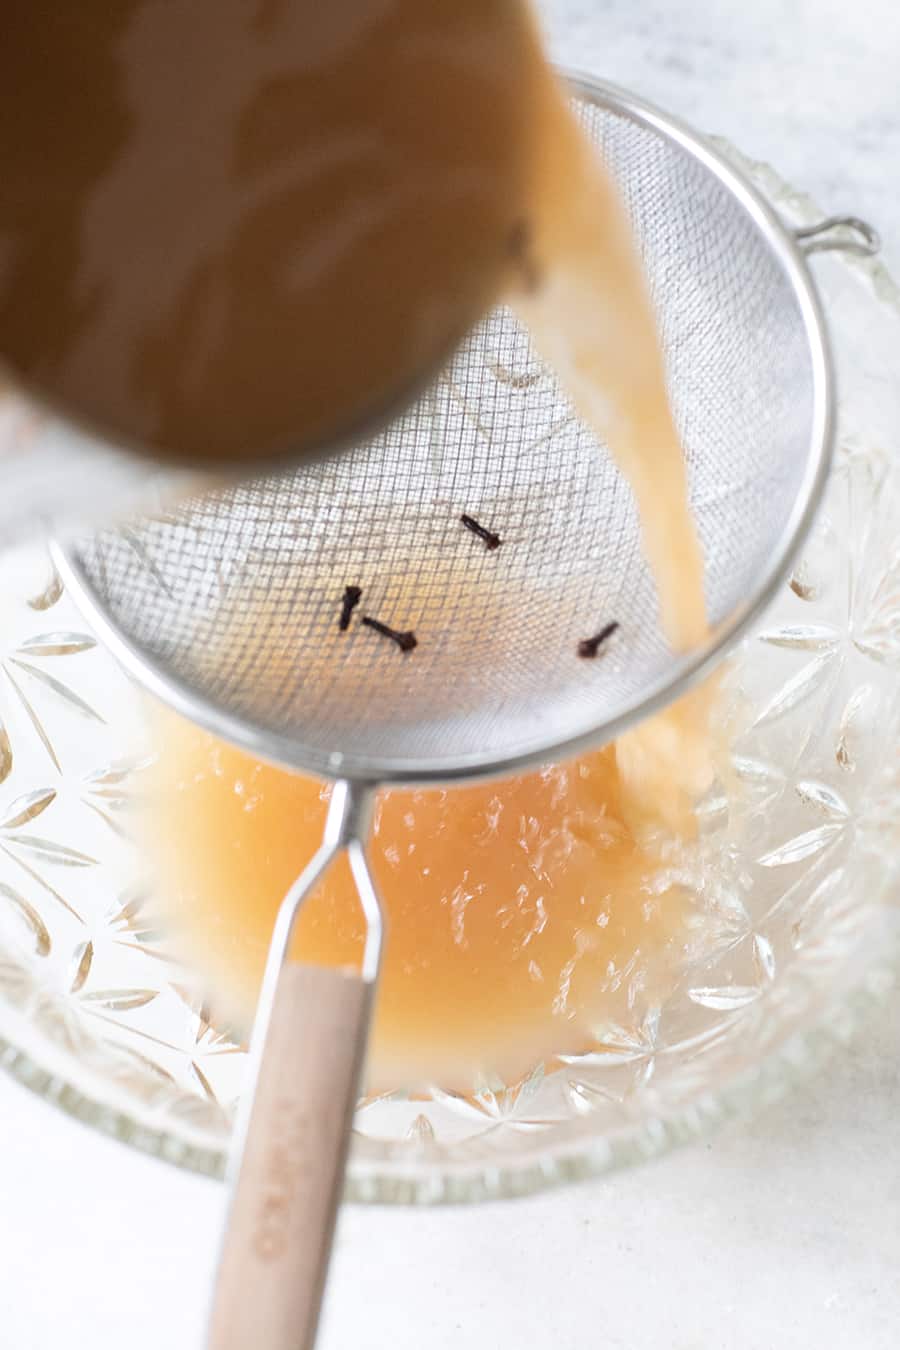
[0,151,897,1202]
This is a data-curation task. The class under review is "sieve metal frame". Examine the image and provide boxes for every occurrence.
[55,75,838,787]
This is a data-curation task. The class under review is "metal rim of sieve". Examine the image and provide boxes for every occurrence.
[55,75,839,787]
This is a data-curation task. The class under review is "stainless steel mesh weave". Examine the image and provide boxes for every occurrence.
[63,84,827,782]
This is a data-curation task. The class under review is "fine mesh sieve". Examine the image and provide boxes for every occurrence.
[58,83,854,784]
[53,78,878,1350]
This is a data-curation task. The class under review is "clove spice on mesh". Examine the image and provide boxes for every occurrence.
[577,621,620,659]
[362,615,418,653]
[338,584,362,631]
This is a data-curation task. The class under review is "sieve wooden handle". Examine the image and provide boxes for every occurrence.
[207,962,371,1350]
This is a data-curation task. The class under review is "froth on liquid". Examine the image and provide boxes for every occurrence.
[150,716,699,1091]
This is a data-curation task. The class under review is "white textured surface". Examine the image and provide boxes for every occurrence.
[1,3,899,1347]
[542,0,900,277]
[0,1002,898,1350]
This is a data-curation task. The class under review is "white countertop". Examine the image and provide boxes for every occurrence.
[1,997,897,1349]
[1,4,898,1347]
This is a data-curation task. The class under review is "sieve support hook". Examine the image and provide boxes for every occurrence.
[793,215,881,258]
[207,777,384,1350]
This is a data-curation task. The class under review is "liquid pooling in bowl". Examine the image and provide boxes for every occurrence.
[145,709,708,1094]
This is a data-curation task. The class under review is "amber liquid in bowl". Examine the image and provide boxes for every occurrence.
[150,716,702,1092]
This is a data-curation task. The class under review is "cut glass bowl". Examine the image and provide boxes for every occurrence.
[0,146,896,1203]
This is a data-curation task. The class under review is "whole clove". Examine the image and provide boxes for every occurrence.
[338,584,362,631]
[362,615,418,653]
[460,513,502,551]
[577,621,620,659]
